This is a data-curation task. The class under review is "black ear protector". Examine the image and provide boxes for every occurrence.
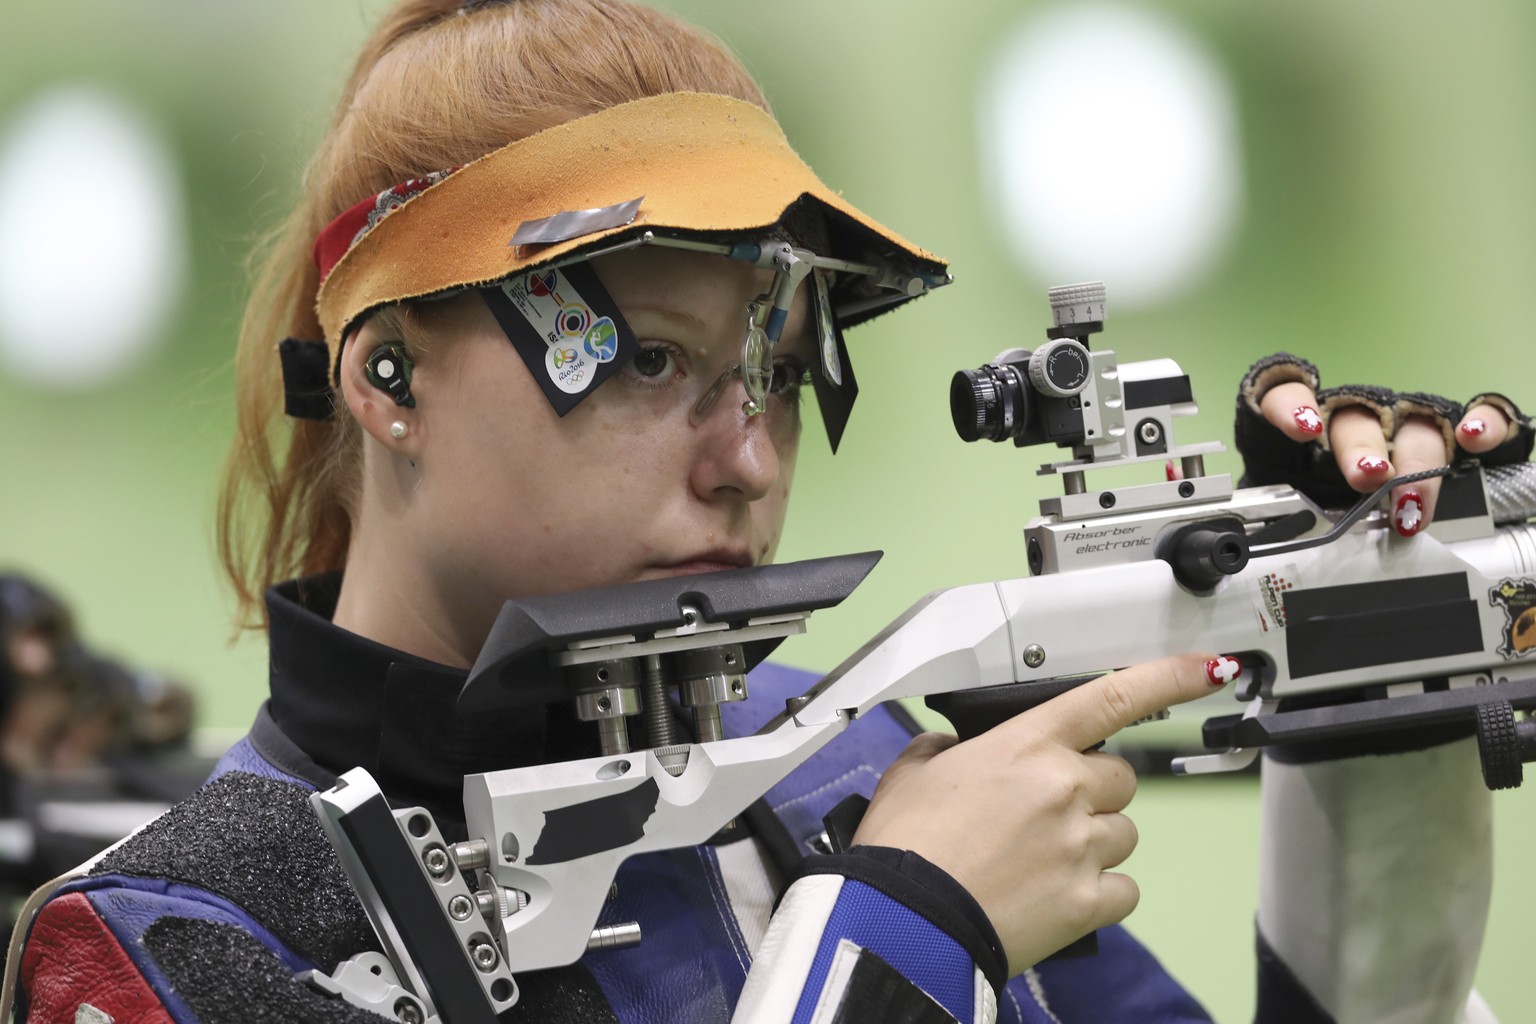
[364,342,416,408]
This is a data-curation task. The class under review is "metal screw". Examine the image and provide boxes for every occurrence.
[1099,492,1116,509]
[1138,420,1162,444]
[394,998,424,1024]
[423,846,451,878]
[471,941,500,972]
[1024,644,1046,669]
[449,895,474,921]
[786,693,815,715]
[1178,481,1195,498]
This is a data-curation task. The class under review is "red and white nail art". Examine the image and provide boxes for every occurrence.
[1394,490,1425,537]
[1205,655,1243,686]
[1460,418,1487,438]
[1357,455,1390,474]
[1293,406,1323,434]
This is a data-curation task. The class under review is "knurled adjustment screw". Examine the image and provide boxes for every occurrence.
[1475,700,1522,790]
[1047,281,1107,327]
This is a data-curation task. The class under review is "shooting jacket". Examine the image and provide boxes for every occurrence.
[17,574,1331,1024]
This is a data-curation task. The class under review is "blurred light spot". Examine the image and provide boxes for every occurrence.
[0,87,187,388]
[979,3,1243,309]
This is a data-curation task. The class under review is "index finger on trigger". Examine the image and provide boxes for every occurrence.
[1021,653,1234,754]
[1259,381,1325,441]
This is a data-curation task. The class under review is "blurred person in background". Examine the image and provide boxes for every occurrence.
[0,573,195,783]
[0,572,199,945]
[5,1,1533,1022]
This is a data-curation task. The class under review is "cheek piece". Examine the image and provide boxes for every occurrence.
[364,342,416,409]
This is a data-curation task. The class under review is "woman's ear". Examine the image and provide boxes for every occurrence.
[338,320,418,449]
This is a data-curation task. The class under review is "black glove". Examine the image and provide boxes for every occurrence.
[1234,353,1534,761]
[1233,352,1533,510]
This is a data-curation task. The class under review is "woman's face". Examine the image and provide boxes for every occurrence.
[353,246,814,651]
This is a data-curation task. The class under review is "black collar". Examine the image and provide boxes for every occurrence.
[259,573,589,832]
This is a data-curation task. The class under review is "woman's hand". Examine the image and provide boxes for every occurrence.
[1234,354,1533,534]
[851,653,1228,975]
[1259,381,1510,534]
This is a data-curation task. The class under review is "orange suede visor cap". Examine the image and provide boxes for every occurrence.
[314,91,947,350]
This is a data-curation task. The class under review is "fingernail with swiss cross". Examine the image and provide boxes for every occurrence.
[1293,406,1323,435]
[1394,489,1425,537]
[1357,455,1390,474]
[1460,418,1487,438]
[1205,655,1243,687]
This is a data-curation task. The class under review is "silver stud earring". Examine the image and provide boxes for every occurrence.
[389,421,408,439]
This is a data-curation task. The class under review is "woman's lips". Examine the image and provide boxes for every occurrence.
[648,561,744,576]
[643,552,753,578]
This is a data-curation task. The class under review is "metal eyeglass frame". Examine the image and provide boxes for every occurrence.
[532,229,942,419]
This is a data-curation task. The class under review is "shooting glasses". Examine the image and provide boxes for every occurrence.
[517,229,888,422]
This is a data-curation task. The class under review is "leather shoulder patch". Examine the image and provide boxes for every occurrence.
[21,891,173,1024]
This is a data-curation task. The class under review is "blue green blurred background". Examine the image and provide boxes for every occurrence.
[2,1,1533,1018]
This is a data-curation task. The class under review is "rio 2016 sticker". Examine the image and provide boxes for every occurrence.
[503,267,620,394]
[1490,578,1536,659]
[546,345,591,393]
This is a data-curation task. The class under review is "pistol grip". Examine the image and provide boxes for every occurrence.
[925,676,1097,741]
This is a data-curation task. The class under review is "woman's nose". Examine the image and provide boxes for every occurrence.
[687,382,782,502]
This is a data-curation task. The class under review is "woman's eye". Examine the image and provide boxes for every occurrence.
[769,360,809,395]
[629,345,678,380]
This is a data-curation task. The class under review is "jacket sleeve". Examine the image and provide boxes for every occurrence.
[731,846,1214,1024]
[732,846,1004,1024]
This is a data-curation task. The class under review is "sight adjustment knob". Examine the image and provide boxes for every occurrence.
[1048,281,1107,329]
[1028,338,1092,398]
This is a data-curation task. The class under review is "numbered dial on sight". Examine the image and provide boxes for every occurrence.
[1027,338,1092,397]
[1047,282,1107,328]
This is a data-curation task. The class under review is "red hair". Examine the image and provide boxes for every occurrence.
[217,0,769,630]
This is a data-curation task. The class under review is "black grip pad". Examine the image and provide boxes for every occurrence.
[925,676,1099,741]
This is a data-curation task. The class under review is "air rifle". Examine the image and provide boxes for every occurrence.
[307,282,1536,1022]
